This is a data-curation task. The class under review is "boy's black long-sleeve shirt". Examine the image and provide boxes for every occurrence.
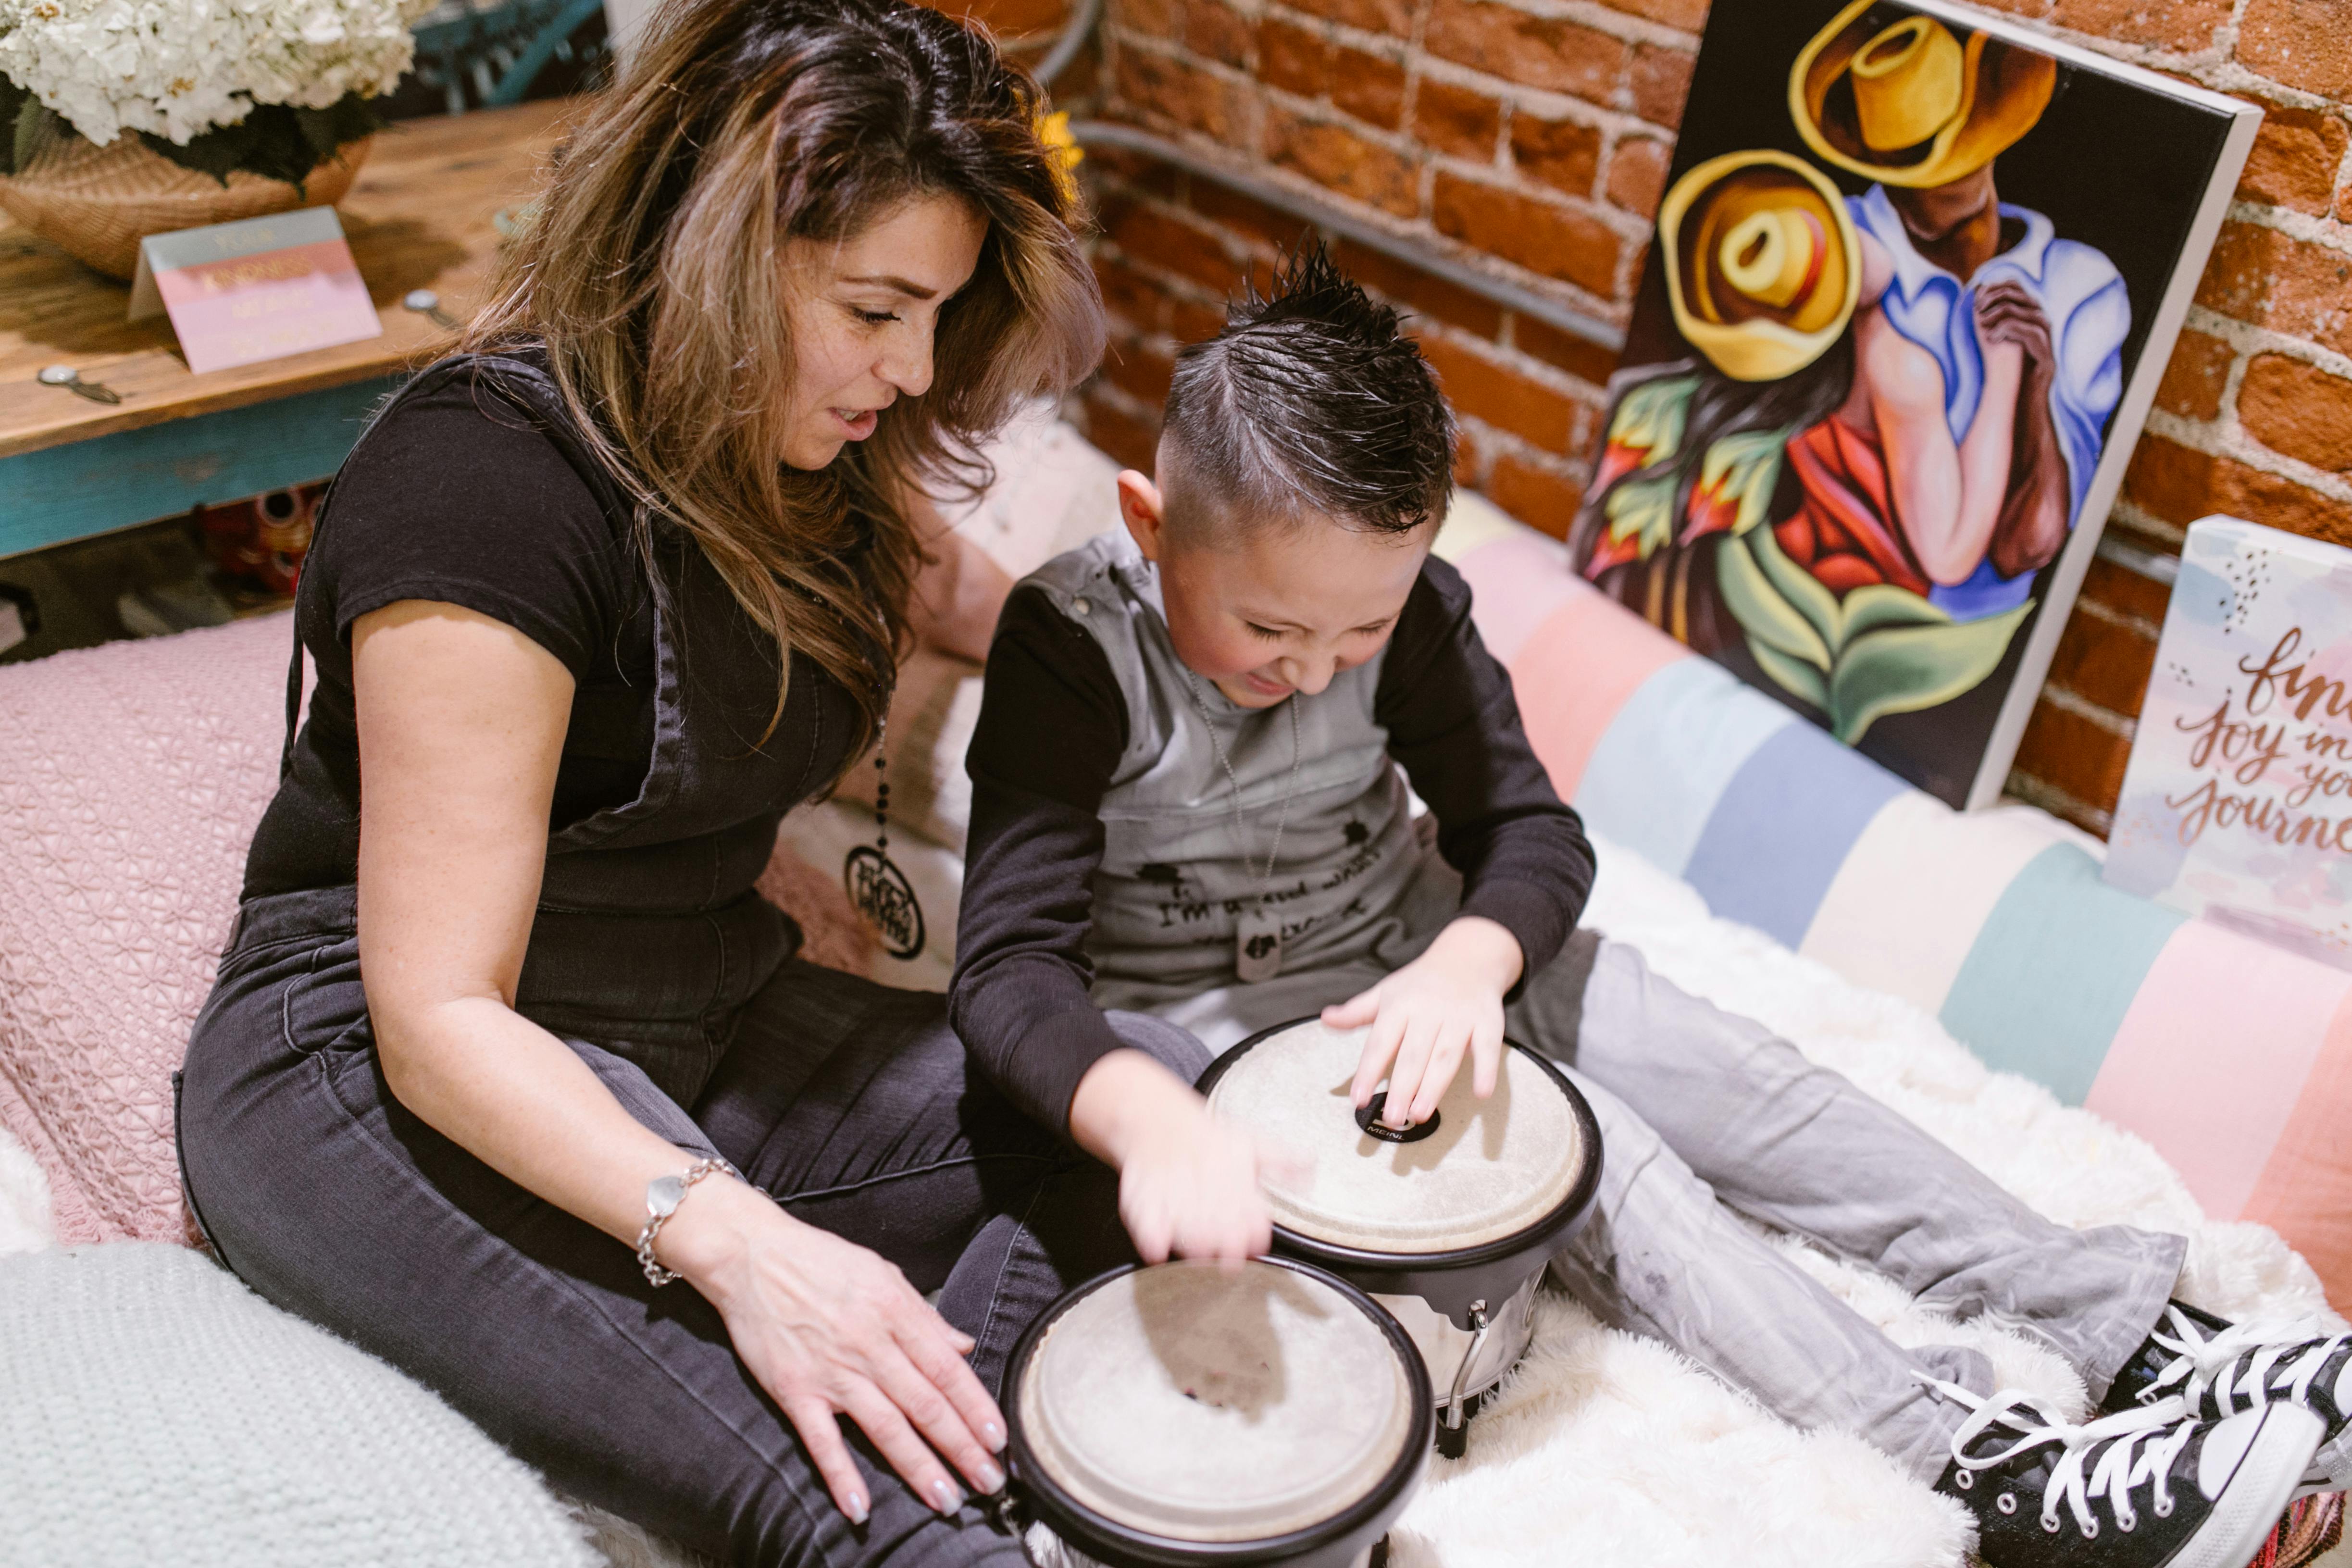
[951,552,1595,1135]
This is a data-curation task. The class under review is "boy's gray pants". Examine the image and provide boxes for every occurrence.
[1095,854,2185,1485]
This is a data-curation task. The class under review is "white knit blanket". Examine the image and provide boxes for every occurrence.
[3,835,2343,1568]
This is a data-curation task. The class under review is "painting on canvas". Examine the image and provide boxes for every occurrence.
[2106,517,2352,970]
[1566,0,2260,808]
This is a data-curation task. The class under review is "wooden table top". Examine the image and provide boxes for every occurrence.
[0,98,581,460]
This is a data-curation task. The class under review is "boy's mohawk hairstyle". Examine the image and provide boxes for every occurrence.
[1162,238,1455,539]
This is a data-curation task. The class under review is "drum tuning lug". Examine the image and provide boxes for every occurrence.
[1437,1300,1492,1458]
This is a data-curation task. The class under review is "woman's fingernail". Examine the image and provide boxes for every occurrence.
[978,1460,1006,1493]
[983,1420,1006,1451]
[931,1478,958,1513]
[846,1493,869,1525]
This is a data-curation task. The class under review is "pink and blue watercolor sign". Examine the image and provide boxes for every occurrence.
[2106,516,2352,970]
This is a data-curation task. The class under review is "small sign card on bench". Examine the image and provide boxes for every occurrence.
[2105,515,2352,969]
[126,207,381,374]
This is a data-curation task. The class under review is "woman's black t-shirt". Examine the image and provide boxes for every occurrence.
[241,358,666,898]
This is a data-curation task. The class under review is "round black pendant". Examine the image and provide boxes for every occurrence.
[844,844,925,960]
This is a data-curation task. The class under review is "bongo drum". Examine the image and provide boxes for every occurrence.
[1004,1258,1431,1567]
[1198,1018,1602,1457]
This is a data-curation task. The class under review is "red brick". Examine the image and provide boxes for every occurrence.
[1265,111,1419,217]
[1261,22,1408,129]
[2121,435,2219,526]
[1454,423,1483,488]
[2238,353,2352,473]
[1603,135,1671,220]
[1284,0,1412,37]
[1183,0,1255,65]
[1425,0,1627,105]
[2012,699,2133,820]
[1118,0,1181,40]
[1332,45,1410,129]
[2049,0,2227,50]
[1082,390,1163,467]
[1094,252,1169,333]
[2240,0,2352,100]
[1115,48,1253,146]
[957,0,1065,37]
[1103,199,1244,292]
[1510,113,1604,198]
[2152,328,2234,421]
[1169,293,1230,344]
[1630,43,1695,131]
[1085,147,1184,199]
[1259,17,1326,98]
[1432,174,1621,297]
[2042,605,2158,720]
[2078,551,2178,628]
[1332,237,1506,338]
[1412,79,1502,162]
[2124,433,2352,545]
[2191,222,2352,355]
[1485,451,1585,539]
[2238,103,2349,216]
[1104,341,1178,405]
[1596,0,1706,30]
[1189,178,1312,250]
[1513,313,1620,388]
[1418,334,1578,450]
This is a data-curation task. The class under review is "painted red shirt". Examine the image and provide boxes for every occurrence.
[1774,416,1930,598]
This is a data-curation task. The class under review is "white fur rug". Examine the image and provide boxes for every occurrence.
[2,834,2343,1568]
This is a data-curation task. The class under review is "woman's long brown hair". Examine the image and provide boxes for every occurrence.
[465,0,1104,767]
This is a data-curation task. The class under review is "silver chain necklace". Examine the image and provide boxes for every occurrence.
[1181,668,1303,982]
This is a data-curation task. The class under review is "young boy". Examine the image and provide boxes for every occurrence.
[950,246,2346,1568]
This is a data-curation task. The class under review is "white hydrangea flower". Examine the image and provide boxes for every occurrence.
[0,0,439,146]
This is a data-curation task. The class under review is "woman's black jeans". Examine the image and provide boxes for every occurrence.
[179,886,1207,1568]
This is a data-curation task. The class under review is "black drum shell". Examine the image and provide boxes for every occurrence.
[1004,1257,1434,1567]
[1196,1022,1605,1331]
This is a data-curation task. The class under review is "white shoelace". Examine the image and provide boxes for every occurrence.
[2140,1307,2348,1419]
[1923,1375,2199,1538]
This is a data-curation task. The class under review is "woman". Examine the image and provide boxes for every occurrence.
[176,1,1268,1561]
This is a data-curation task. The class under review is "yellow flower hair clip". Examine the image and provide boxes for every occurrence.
[1037,109,1083,207]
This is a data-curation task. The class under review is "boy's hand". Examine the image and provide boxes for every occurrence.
[1066,1047,1293,1270]
[1325,916,1523,1128]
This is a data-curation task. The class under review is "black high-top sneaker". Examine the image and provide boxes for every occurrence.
[2103,1303,2351,1499]
[1925,1378,2321,1568]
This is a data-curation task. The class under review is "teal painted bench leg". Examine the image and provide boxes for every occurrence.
[0,377,402,559]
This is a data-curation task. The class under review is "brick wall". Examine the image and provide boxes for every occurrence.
[1020,0,2352,835]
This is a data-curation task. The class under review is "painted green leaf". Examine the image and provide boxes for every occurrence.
[1839,582,1952,640]
[1749,635,1829,711]
[1827,601,2035,744]
[1746,523,1845,653]
[1608,374,1694,464]
[1696,428,1792,539]
[1603,474,1678,561]
[1716,531,1831,670]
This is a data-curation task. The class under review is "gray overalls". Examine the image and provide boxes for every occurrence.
[1031,530,2185,1484]
[176,356,1196,1568]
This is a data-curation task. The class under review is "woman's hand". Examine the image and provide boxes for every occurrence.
[1066,1048,1282,1269]
[1325,916,1524,1128]
[660,1178,1007,1524]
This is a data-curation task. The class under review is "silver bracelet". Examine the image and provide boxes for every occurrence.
[636,1156,737,1288]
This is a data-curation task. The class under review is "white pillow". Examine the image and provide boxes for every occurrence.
[0,1243,600,1567]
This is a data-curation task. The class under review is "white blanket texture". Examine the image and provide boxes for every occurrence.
[1,834,2341,1568]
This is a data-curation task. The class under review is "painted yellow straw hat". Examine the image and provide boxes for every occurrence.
[1660,149,1861,382]
[1790,0,2056,189]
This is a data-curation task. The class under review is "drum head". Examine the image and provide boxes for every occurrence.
[1205,1018,1589,1254]
[1013,1260,1422,1545]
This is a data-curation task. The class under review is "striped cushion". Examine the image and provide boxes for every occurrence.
[1440,498,2352,1311]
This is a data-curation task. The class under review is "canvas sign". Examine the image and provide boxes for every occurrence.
[2105,517,2352,969]
[1566,0,2260,808]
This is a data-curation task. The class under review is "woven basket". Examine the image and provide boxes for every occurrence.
[0,131,373,281]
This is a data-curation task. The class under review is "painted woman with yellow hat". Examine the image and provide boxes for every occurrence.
[1571,0,2128,746]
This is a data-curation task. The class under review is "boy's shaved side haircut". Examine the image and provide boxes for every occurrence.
[1159,241,1456,544]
